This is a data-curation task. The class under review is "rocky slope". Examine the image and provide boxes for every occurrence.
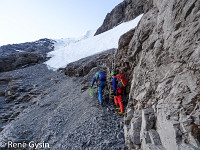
[0,64,126,150]
[113,0,200,149]
[0,39,55,72]
[94,0,146,35]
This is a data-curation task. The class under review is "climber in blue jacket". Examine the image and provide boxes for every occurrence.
[91,72,106,105]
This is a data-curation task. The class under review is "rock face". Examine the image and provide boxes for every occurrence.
[94,0,146,35]
[0,38,55,72]
[114,0,200,149]
[64,49,115,77]
[0,38,54,57]
[0,53,44,72]
[115,28,136,95]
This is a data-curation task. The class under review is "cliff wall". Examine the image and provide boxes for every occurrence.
[115,0,200,149]
[95,0,146,35]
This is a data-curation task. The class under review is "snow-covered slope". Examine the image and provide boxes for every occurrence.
[44,14,143,70]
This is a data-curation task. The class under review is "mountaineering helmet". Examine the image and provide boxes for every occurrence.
[95,72,99,79]
[111,71,116,76]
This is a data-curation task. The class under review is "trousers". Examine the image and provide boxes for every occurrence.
[114,88,124,113]
[98,81,105,103]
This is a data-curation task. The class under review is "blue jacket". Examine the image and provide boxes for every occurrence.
[92,75,106,87]
[92,76,98,86]
[112,76,118,93]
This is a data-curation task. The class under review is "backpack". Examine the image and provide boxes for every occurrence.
[116,74,127,88]
[98,72,106,81]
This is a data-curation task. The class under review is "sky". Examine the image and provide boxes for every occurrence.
[0,0,123,46]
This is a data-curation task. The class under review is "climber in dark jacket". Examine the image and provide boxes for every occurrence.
[91,72,106,105]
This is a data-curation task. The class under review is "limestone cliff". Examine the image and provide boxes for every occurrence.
[94,0,146,35]
[115,0,200,149]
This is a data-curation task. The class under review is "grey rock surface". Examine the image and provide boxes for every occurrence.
[0,38,54,57]
[0,52,44,73]
[64,48,115,77]
[115,28,136,96]
[0,39,55,72]
[114,0,200,149]
[94,0,146,35]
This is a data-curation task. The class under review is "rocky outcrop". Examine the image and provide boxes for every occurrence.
[0,39,55,72]
[94,0,146,35]
[64,49,115,77]
[0,53,44,72]
[0,38,55,57]
[115,28,136,95]
[114,0,200,149]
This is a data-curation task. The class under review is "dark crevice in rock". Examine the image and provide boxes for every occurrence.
[184,1,196,20]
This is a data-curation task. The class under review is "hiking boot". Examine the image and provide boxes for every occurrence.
[118,112,125,115]
[98,102,103,106]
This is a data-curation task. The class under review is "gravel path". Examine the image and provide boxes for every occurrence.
[0,64,126,150]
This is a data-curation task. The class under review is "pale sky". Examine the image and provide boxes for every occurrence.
[0,0,123,46]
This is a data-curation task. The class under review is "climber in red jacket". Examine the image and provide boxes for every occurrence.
[111,71,127,115]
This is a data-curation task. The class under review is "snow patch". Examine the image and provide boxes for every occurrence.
[44,14,143,70]
[15,50,25,52]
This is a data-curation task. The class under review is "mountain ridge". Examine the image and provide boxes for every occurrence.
[95,0,146,35]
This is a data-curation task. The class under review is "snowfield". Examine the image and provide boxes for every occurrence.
[44,14,143,70]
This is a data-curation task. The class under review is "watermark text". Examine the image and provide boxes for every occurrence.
[8,141,50,149]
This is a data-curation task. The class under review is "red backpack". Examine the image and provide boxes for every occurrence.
[116,74,127,88]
